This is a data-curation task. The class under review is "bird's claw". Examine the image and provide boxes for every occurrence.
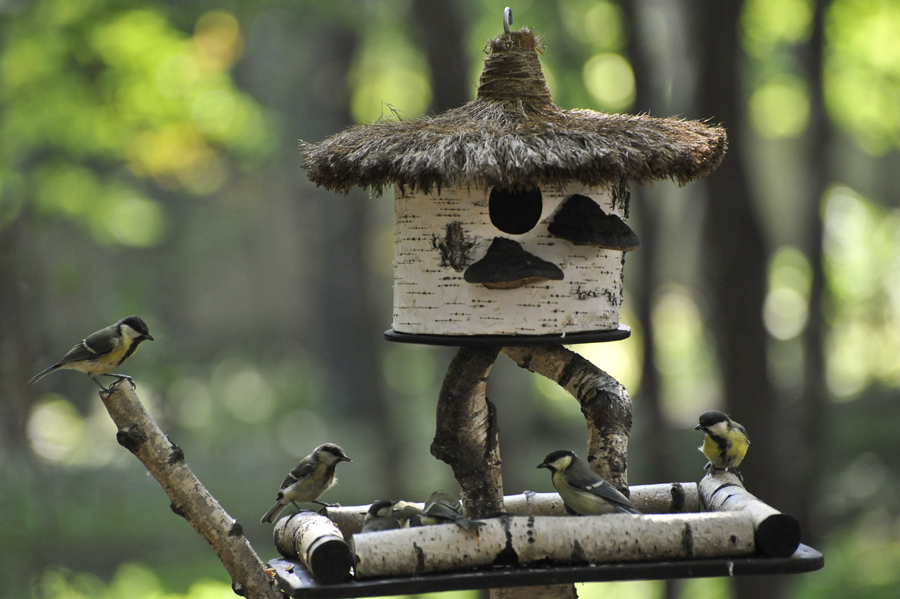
[108,376,136,390]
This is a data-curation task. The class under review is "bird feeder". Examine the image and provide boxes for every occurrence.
[302,22,726,345]
[289,10,822,597]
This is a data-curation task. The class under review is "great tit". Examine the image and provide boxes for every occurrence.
[420,491,485,529]
[538,449,642,515]
[260,443,351,524]
[26,316,154,391]
[695,410,750,479]
[361,500,402,532]
[392,500,424,527]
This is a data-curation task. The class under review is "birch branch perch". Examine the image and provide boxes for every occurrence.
[273,513,353,583]
[431,345,504,517]
[99,386,278,599]
[351,512,755,579]
[501,346,632,492]
[699,470,801,557]
[323,483,701,537]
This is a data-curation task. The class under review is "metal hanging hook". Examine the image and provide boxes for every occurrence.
[503,7,513,34]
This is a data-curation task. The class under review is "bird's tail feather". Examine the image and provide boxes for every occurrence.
[260,502,286,524]
[25,364,61,386]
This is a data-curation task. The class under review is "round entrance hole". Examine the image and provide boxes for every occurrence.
[489,187,543,235]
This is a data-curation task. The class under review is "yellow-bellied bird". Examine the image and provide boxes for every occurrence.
[260,443,351,524]
[27,316,153,391]
[695,410,750,480]
[538,449,641,515]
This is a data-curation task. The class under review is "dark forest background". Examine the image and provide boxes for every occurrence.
[2,1,899,598]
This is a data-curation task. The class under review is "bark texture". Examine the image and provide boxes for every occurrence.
[501,345,632,491]
[431,345,504,517]
[699,471,801,558]
[273,512,353,584]
[351,512,755,579]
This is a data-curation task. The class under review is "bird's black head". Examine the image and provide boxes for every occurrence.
[695,410,730,431]
[316,443,351,463]
[119,316,153,341]
[537,449,576,472]
[367,499,394,516]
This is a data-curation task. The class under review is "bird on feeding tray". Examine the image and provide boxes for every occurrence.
[695,410,750,481]
[26,315,154,391]
[260,443,351,524]
[420,491,485,529]
[538,449,642,515]
[361,500,402,532]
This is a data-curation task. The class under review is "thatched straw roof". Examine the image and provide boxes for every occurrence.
[301,28,727,195]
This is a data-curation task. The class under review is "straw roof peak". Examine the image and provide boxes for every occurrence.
[301,25,727,196]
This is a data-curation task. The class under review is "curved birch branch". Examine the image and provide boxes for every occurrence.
[501,346,632,492]
[431,345,503,517]
[99,386,278,599]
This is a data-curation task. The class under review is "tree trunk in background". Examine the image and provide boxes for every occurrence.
[411,0,470,112]
[621,2,675,597]
[693,2,788,598]
[794,0,829,547]
[303,24,406,495]
[0,215,39,453]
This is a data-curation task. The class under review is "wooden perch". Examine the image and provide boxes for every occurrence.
[503,484,701,516]
[273,512,353,584]
[323,484,701,537]
[431,345,504,517]
[99,386,278,599]
[501,346,632,492]
[351,512,755,579]
[699,470,801,557]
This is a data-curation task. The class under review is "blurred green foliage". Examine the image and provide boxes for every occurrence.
[2,1,900,598]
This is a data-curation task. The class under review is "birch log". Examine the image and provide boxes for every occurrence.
[351,512,755,579]
[325,484,700,537]
[501,346,632,493]
[99,386,278,599]
[699,471,801,558]
[504,484,701,516]
[431,345,504,517]
[273,513,353,583]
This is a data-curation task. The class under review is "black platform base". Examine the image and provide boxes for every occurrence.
[269,544,824,598]
[384,324,632,347]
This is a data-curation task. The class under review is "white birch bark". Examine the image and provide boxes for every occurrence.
[273,512,353,583]
[324,484,700,536]
[352,512,755,579]
[699,471,801,557]
[393,183,624,336]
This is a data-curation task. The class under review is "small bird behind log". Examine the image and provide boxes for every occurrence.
[361,500,402,532]
[421,491,485,529]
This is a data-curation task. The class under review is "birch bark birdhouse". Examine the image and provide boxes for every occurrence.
[302,27,727,345]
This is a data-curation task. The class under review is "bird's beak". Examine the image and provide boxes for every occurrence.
[342,456,352,462]
[694,424,703,431]
[145,334,155,341]
[537,462,547,469]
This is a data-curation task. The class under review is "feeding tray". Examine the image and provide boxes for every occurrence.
[384,323,631,346]
[268,545,823,598]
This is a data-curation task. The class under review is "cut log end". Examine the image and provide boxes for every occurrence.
[307,536,354,584]
[756,513,802,558]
